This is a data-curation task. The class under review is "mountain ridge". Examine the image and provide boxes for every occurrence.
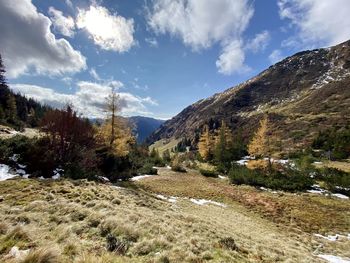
[147,40,350,154]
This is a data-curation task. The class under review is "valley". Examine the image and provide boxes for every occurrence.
[0,2,350,262]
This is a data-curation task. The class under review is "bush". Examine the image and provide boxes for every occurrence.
[138,163,158,175]
[228,165,313,192]
[313,167,350,195]
[218,237,237,251]
[199,169,218,178]
[96,147,133,182]
[171,165,187,173]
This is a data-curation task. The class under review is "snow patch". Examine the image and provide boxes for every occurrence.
[218,175,227,179]
[156,194,177,203]
[131,174,156,181]
[314,234,341,242]
[332,193,349,200]
[308,185,349,199]
[0,164,17,181]
[52,168,64,180]
[190,198,227,208]
[317,254,350,263]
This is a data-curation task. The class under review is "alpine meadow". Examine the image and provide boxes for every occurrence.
[1,0,350,262]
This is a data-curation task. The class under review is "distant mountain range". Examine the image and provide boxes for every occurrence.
[147,40,350,153]
[90,116,165,144]
[128,116,165,144]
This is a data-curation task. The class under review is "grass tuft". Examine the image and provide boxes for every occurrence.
[19,247,60,263]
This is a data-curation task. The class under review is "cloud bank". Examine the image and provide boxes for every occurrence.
[0,0,86,78]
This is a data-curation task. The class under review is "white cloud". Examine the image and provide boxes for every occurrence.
[145,38,158,47]
[278,0,350,47]
[147,0,254,75]
[0,0,86,78]
[76,5,135,52]
[216,41,249,75]
[269,49,284,64]
[246,30,271,53]
[10,81,157,118]
[148,0,253,50]
[48,7,75,37]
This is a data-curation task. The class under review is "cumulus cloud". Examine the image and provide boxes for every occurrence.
[269,49,284,64]
[216,41,249,75]
[10,81,157,118]
[147,0,254,74]
[278,0,350,47]
[0,0,86,79]
[148,0,253,50]
[76,5,135,52]
[246,30,271,53]
[48,7,75,37]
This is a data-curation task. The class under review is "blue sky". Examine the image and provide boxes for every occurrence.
[1,0,349,119]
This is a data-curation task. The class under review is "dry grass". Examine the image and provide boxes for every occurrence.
[313,160,350,173]
[0,174,349,262]
[149,138,182,156]
[137,168,350,233]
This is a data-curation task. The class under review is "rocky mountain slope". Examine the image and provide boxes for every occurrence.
[128,116,164,143]
[148,40,350,153]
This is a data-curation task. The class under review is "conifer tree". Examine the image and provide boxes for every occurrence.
[0,105,4,121]
[97,88,135,156]
[6,94,17,122]
[198,125,214,161]
[163,149,171,162]
[214,121,234,170]
[248,115,269,157]
[247,114,272,170]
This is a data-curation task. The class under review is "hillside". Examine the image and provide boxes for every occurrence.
[128,116,165,144]
[148,40,350,153]
[1,168,349,262]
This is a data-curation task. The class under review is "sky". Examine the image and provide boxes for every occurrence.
[0,0,350,120]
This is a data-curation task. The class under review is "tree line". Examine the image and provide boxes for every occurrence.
[0,54,50,129]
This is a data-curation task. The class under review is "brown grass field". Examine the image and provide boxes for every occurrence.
[0,168,349,262]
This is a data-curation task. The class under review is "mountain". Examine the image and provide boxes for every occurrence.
[148,40,350,153]
[128,116,165,144]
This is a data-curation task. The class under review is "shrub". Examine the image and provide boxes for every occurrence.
[138,163,158,175]
[314,167,350,194]
[218,237,237,251]
[96,147,133,182]
[229,165,313,191]
[171,165,187,173]
[199,169,218,178]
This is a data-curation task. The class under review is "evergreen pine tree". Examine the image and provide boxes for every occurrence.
[6,94,17,122]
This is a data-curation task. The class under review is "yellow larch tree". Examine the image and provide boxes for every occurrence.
[247,114,272,170]
[198,124,214,161]
[97,87,135,157]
